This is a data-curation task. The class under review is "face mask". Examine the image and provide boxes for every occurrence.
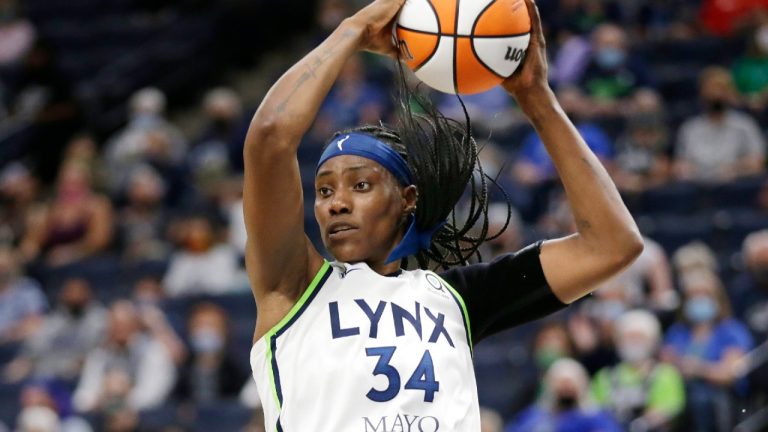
[191,328,224,354]
[535,349,563,370]
[556,394,578,411]
[756,26,768,53]
[595,48,626,69]
[752,267,768,284]
[705,99,726,114]
[594,299,626,322]
[618,343,653,363]
[66,304,86,318]
[685,297,719,323]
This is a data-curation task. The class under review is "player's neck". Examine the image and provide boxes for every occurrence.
[366,258,402,277]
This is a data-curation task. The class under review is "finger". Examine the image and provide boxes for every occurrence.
[523,0,545,46]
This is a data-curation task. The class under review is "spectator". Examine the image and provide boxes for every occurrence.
[318,55,387,130]
[674,67,766,183]
[116,164,171,262]
[507,322,575,416]
[662,270,754,432]
[437,87,518,135]
[15,406,61,432]
[73,301,176,413]
[62,134,109,192]
[0,246,45,344]
[569,281,629,374]
[3,40,81,179]
[505,358,622,432]
[613,90,672,192]
[700,0,768,36]
[731,230,768,339]
[604,237,678,313]
[0,162,40,246]
[480,407,504,432]
[163,214,245,296]
[481,203,523,261]
[19,160,113,267]
[18,380,93,432]
[190,87,246,179]
[103,87,187,192]
[129,277,186,366]
[174,302,248,403]
[514,86,613,186]
[733,24,768,112]
[4,278,106,383]
[672,241,719,277]
[0,0,36,67]
[577,24,655,116]
[592,310,685,431]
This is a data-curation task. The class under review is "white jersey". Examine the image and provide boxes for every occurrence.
[250,260,479,432]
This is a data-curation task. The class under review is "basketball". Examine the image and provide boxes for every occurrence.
[395,0,531,95]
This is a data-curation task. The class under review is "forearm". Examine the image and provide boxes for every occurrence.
[247,21,365,147]
[519,89,641,256]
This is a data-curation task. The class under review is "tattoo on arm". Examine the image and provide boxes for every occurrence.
[274,30,358,114]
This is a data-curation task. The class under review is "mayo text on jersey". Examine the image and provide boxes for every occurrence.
[363,413,440,432]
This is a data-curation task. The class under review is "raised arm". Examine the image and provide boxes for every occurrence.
[503,0,643,304]
[243,0,405,338]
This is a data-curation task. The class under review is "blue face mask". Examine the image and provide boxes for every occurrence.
[684,297,719,323]
[595,48,626,70]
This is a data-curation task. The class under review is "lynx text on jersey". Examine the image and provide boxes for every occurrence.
[328,299,455,348]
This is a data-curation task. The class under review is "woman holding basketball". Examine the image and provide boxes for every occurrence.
[244,0,643,430]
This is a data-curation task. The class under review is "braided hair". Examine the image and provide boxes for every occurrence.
[325,61,511,270]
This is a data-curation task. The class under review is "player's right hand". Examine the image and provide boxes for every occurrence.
[346,0,406,58]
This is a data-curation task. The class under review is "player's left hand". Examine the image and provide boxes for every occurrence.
[501,0,550,100]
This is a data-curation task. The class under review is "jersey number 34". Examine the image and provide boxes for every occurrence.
[366,346,439,403]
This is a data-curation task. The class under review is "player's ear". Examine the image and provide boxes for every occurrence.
[402,185,418,215]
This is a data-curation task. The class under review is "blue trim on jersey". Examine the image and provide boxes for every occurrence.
[270,264,333,426]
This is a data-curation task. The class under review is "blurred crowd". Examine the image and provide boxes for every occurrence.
[2,0,768,431]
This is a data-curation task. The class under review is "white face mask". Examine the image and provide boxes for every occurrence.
[756,26,768,53]
[618,343,654,363]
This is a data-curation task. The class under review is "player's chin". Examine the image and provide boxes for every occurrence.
[326,239,368,263]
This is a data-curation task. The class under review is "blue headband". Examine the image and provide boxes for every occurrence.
[317,133,413,186]
[316,132,443,264]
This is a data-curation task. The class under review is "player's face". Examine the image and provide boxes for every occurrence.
[314,155,415,265]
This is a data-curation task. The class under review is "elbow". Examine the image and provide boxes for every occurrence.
[616,228,644,268]
[245,114,296,156]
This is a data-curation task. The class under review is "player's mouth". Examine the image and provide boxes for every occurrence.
[327,222,358,240]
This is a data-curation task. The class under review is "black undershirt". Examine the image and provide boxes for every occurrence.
[439,241,568,344]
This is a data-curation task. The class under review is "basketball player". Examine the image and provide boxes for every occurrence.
[244,0,643,430]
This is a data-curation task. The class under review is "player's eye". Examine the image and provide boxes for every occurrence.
[318,187,333,197]
[354,181,371,191]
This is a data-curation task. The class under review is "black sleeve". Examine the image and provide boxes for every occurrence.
[439,241,568,344]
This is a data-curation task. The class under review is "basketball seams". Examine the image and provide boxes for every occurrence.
[470,0,507,81]
[397,25,530,39]
[468,39,506,80]
[397,26,441,72]
[452,0,460,93]
[425,0,441,34]
[400,0,531,94]
[469,0,525,81]
[470,0,497,37]
[399,0,441,72]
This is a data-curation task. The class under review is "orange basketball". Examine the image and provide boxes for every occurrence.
[395,0,531,95]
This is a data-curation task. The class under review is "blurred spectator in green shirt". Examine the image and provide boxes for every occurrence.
[592,310,685,432]
[732,24,768,112]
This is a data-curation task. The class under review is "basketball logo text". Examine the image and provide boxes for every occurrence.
[504,47,525,62]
